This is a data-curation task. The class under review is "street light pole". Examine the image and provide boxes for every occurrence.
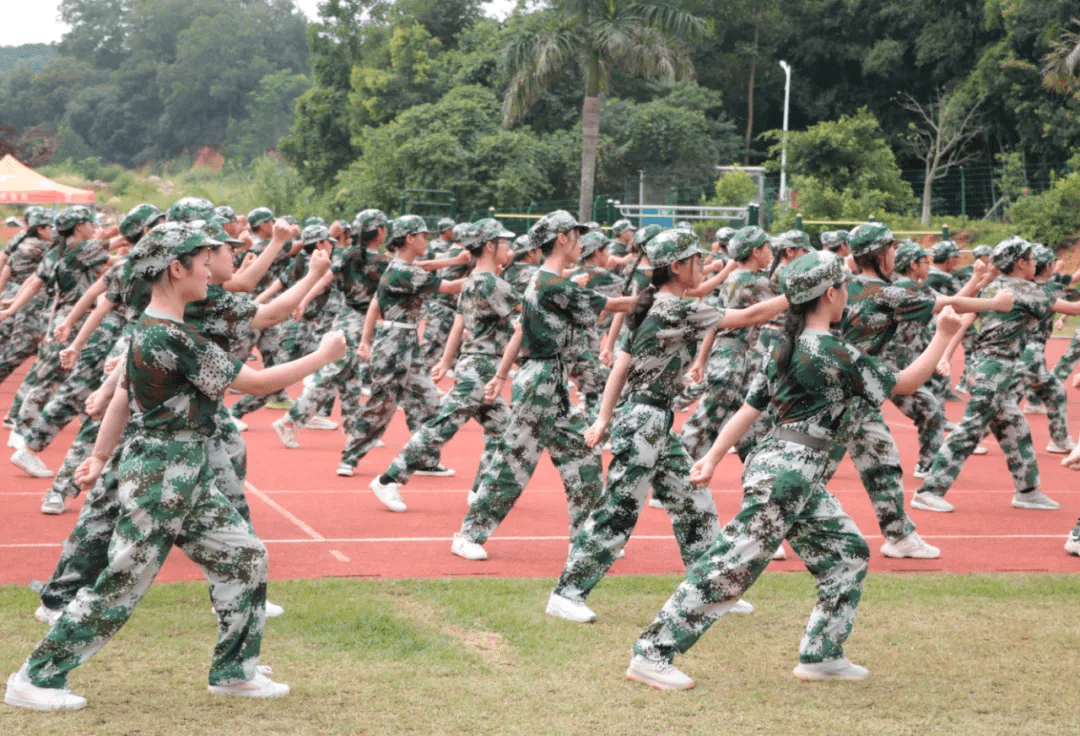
[778,60,791,206]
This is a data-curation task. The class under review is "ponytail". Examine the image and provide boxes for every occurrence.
[767,246,787,278]
[853,249,893,284]
[625,265,672,335]
[621,248,647,295]
[776,296,820,375]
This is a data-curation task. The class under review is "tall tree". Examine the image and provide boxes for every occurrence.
[501,0,704,220]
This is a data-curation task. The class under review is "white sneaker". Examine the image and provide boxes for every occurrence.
[34,604,62,625]
[792,657,869,681]
[466,490,478,506]
[771,546,787,561]
[972,444,988,455]
[265,601,284,617]
[545,592,597,623]
[336,463,354,477]
[208,672,289,698]
[4,669,86,710]
[7,430,25,449]
[648,497,664,509]
[912,463,931,480]
[1011,490,1060,510]
[911,492,954,513]
[729,599,754,614]
[11,447,53,478]
[1046,439,1077,454]
[40,491,65,515]
[414,464,455,477]
[231,415,248,432]
[626,654,694,690]
[373,438,384,448]
[881,531,940,559]
[305,416,338,430]
[1066,535,1080,556]
[272,417,300,449]
[369,477,407,512]
[451,533,487,561]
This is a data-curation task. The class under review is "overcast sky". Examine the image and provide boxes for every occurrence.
[1,0,521,47]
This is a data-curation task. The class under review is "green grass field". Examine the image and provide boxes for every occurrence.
[2,573,1078,735]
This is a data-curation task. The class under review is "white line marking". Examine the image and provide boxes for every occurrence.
[244,481,324,541]
[329,549,350,562]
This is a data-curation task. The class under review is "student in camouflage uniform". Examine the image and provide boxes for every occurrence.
[449,211,636,561]
[368,219,519,511]
[757,229,810,355]
[911,237,1080,513]
[924,240,967,402]
[606,219,637,273]
[624,250,964,691]
[819,230,849,257]
[546,228,786,623]
[0,206,44,277]
[502,234,543,295]
[567,231,622,420]
[420,218,465,368]
[0,209,54,391]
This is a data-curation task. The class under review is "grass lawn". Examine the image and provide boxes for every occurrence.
[2,573,1078,735]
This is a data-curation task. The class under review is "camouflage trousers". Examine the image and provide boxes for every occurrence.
[25,434,267,689]
[340,324,440,470]
[679,339,751,461]
[384,353,509,487]
[50,418,99,499]
[286,309,365,428]
[554,401,720,603]
[1053,325,1080,382]
[889,387,947,471]
[421,299,457,369]
[1023,346,1069,444]
[0,295,47,388]
[232,322,290,417]
[15,335,77,434]
[568,349,609,422]
[632,438,869,665]
[459,357,604,545]
[918,356,1039,498]
[822,398,917,544]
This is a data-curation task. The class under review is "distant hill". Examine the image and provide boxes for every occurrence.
[0,44,59,81]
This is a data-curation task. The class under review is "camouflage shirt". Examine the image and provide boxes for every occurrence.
[376,257,441,324]
[973,276,1056,360]
[184,284,260,352]
[332,247,389,313]
[619,294,725,404]
[573,264,622,338]
[432,243,471,306]
[35,238,109,309]
[713,268,773,346]
[1028,275,1080,348]
[925,267,960,296]
[279,249,336,319]
[887,277,934,368]
[503,262,539,295]
[126,308,244,438]
[7,236,50,284]
[248,237,294,294]
[3,230,27,258]
[840,275,936,364]
[104,260,154,324]
[520,267,608,359]
[458,270,520,356]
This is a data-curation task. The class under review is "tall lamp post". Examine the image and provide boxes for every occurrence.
[778,60,791,206]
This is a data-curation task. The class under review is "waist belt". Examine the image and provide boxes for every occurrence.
[625,392,669,410]
[772,427,829,451]
[382,320,418,330]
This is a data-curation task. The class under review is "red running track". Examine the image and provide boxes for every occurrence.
[3,341,1080,586]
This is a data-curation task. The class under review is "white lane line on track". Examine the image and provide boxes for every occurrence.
[244,481,324,541]
[329,550,351,562]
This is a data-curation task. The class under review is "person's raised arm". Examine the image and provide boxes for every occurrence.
[937,289,1013,315]
[437,277,466,295]
[418,250,471,271]
[250,249,332,329]
[55,276,110,343]
[0,263,12,295]
[59,295,118,369]
[357,299,382,361]
[687,258,739,296]
[893,306,963,395]
[602,295,637,314]
[230,330,346,396]
[224,219,294,292]
[1052,297,1080,317]
[718,294,789,329]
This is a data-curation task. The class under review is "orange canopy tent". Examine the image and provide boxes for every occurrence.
[0,154,96,205]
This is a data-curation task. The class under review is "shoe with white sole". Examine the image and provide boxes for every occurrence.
[34,604,62,625]
[881,531,940,559]
[272,417,300,449]
[911,492,954,513]
[369,477,407,512]
[912,462,931,479]
[1011,489,1060,510]
[1046,439,1077,454]
[7,430,25,449]
[648,497,664,509]
[414,464,455,477]
[545,592,596,623]
[230,415,248,432]
[265,601,284,617]
[336,463,354,477]
[265,399,294,411]
[4,668,86,710]
[772,546,787,561]
[1065,533,1080,556]
[704,598,755,616]
[626,654,694,690]
[793,657,869,681]
[466,490,478,506]
[305,416,338,431]
[208,672,289,698]
[972,444,988,455]
[40,491,65,515]
[373,438,384,448]
[11,447,53,478]
[451,533,487,561]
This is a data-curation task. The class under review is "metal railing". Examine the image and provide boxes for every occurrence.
[613,203,753,228]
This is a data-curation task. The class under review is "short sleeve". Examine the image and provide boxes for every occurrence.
[744,363,773,411]
[172,328,244,399]
[843,348,897,406]
[541,278,608,327]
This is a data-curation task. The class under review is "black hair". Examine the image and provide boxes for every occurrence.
[853,247,893,284]
[386,234,406,252]
[776,293,825,376]
[26,226,43,239]
[621,248,648,295]
[625,265,673,335]
[1035,261,1052,278]
[147,249,202,284]
[539,237,558,258]
[767,245,805,278]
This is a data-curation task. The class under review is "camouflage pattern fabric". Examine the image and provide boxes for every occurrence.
[502,261,539,295]
[567,264,621,420]
[1052,325,1080,382]
[1020,275,1077,443]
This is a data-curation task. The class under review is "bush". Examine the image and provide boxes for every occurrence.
[1009,170,1080,247]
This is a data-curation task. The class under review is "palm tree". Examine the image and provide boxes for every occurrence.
[502,0,704,221]
[1041,19,1080,93]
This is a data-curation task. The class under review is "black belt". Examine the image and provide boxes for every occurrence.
[625,393,669,410]
[772,427,829,451]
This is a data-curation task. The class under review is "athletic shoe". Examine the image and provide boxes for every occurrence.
[4,669,86,710]
[944,391,962,403]
[256,664,273,675]
[1065,533,1080,557]
[771,546,787,561]
[230,415,248,432]
[466,490,478,506]
[626,654,694,690]
[729,599,755,615]
[265,601,284,617]
[911,492,954,513]
[7,431,25,449]
[373,438,384,448]
[1046,439,1077,454]
[305,416,338,430]
[648,497,664,509]
[944,421,958,433]
[336,464,354,477]
[881,531,940,559]
[972,444,988,455]
[912,462,931,479]
[1023,401,1048,415]
[414,464,455,477]
[265,399,294,410]
[34,605,62,625]
[954,384,969,395]
[792,657,869,681]
[369,477,407,512]
[208,672,289,699]
[1,416,12,427]
[1011,490,1060,510]
[11,447,53,478]
[40,491,65,515]
[451,533,487,561]
[545,592,597,623]
[272,417,300,449]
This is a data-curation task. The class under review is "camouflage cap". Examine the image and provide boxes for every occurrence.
[55,205,94,232]
[130,222,216,279]
[930,240,960,263]
[714,226,736,243]
[773,229,811,253]
[120,203,163,240]
[894,240,929,273]
[436,217,456,233]
[23,205,45,222]
[247,207,275,230]
[391,214,432,240]
[610,219,635,236]
[990,236,1032,272]
[728,226,770,262]
[451,223,471,242]
[512,233,537,257]
[781,250,849,305]
[582,221,602,232]
[1032,243,1055,267]
[819,230,848,252]
[972,245,991,259]
[633,223,663,247]
[353,209,387,234]
[578,231,610,260]
[646,228,710,269]
[302,224,331,246]
[194,219,235,248]
[674,220,695,231]
[303,216,326,228]
[26,209,54,229]
[167,196,215,223]
[209,216,244,244]
[529,210,588,250]
[609,239,630,257]
[463,218,515,252]
[847,223,895,257]
[214,205,237,222]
